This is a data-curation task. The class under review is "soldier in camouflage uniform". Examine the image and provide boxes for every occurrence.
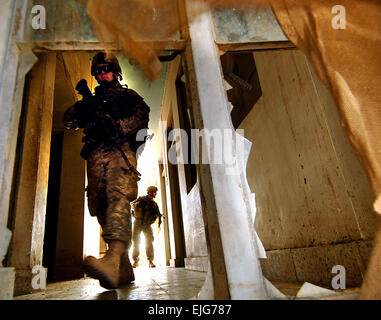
[131,186,162,268]
[64,52,150,289]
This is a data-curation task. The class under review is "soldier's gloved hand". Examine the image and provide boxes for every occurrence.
[64,106,78,130]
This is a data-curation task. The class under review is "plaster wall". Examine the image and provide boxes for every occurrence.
[0,0,33,229]
[24,0,181,43]
[182,183,208,272]
[212,6,287,44]
[238,49,380,286]
[0,0,14,83]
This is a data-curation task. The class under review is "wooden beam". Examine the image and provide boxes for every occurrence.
[158,56,182,159]
[177,0,190,40]
[25,40,187,53]
[183,0,267,300]
[8,53,56,295]
[217,41,295,54]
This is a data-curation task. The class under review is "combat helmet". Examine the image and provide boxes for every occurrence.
[91,52,122,80]
[147,186,158,194]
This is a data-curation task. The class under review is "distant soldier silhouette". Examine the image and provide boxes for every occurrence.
[131,186,162,268]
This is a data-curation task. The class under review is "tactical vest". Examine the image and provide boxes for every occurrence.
[74,84,149,159]
[132,196,160,225]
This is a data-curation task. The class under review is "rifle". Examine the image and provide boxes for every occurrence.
[75,79,141,178]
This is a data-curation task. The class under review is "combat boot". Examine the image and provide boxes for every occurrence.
[148,260,156,268]
[83,240,125,289]
[118,252,135,285]
[132,259,139,268]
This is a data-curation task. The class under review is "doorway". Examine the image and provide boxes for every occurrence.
[8,51,172,294]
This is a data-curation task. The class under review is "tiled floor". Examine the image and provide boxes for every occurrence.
[14,267,359,300]
[14,267,207,300]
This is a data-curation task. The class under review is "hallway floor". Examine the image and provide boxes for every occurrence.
[14,267,359,300]
[14,267,206,300]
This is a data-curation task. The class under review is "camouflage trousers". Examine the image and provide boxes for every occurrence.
[86,142,139,246]
[132,219,154,261]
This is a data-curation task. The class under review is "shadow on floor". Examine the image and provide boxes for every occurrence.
[96,290,119,300]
